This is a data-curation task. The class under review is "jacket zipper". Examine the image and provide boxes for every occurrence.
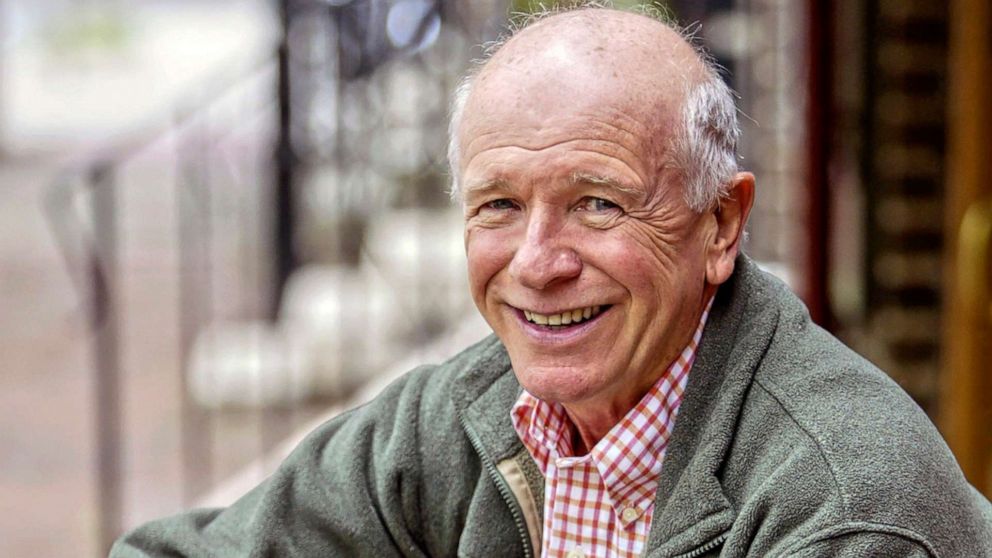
[675,532,729,558]
[458,413,534,558]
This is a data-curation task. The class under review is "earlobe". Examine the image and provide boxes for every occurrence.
[705,172,755,285]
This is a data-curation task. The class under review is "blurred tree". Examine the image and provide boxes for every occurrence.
[510,0,672,14]
[41,3,131,68]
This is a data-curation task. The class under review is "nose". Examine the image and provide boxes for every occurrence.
[508,211,582,290]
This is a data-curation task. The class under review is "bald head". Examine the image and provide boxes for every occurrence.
[480,8,709,97]
[448,6,740,212]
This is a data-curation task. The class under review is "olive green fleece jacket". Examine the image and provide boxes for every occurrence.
[112,255,992,557]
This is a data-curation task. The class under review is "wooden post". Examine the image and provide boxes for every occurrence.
[90,163,123,552]
[942,0,992,496]
[805,0,833,328]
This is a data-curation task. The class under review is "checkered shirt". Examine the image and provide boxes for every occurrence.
[510,303,711,558]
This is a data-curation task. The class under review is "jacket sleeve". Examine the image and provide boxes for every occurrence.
[110,371,438,558]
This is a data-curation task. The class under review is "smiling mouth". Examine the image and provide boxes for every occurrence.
[522,305,609,330]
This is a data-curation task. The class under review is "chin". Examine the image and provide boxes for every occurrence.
[512,363,606,405]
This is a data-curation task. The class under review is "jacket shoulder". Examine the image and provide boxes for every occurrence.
[112,334,518,557]
[732,269,991,556]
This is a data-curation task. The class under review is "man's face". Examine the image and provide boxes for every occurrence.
[460,57,717,413]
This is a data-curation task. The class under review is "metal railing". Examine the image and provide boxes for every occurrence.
[42,2,500,554]
[45,54,282,552]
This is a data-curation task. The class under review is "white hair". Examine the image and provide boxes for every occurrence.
[446,3,741,213]
[669,74,742,211]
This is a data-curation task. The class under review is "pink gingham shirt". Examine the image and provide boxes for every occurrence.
[510,303,711,558]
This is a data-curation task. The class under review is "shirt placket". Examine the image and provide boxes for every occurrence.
[547,455,605,558]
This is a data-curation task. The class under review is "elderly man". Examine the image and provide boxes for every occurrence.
[113,6,992,558]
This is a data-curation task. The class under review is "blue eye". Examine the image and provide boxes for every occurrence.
[580,197,620,212]
[485,199,518,210]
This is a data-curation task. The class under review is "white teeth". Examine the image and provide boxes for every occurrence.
[524,305,605,326]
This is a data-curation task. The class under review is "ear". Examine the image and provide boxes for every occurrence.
[705,171,755,286]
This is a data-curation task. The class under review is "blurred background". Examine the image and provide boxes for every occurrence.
[0,0,989,555]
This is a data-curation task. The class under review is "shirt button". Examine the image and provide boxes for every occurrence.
[621,506,640,522]
[566,549,586,558]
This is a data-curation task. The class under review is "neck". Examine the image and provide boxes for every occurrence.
[564,400,631,455]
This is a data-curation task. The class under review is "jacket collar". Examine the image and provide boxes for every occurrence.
[644,255,780,555]
[451,254,782,555]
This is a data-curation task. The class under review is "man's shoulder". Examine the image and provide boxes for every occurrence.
[734,263,951,493]
[278,333,514,507]
[110,335,523,557]
[751,300,951,494]
[314,333,510,429]
[398,333,512,409]
[728,277,991,555]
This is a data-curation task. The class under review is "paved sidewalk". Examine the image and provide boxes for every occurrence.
[0,153,307,556]
[0,156,97,556]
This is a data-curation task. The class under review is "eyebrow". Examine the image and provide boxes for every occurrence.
[463,172,646,201]
[569,171,644,200]
[462,177,511,197]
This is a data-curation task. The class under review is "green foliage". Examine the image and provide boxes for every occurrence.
[509,0,674,16]
[42,8,130,57]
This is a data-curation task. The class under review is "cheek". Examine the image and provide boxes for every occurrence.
[465,227,514,300]
[580,231,701,313]
[584,233,671,289]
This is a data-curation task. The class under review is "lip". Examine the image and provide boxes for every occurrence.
[510,304,612,345]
